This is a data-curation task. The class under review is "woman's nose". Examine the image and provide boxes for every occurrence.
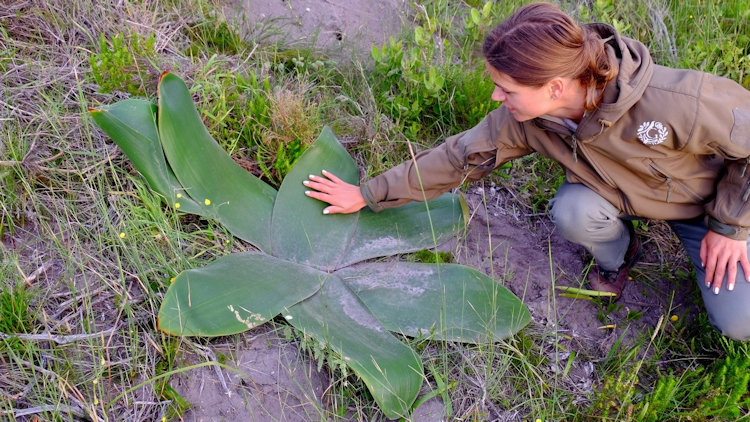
[492,87,505,102]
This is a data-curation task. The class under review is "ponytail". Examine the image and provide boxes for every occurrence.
[579,27,618,109]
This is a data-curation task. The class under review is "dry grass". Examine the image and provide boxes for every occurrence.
[1,1,204,420]
[255,84,321,185]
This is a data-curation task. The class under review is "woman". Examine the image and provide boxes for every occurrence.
[302,2,750,341]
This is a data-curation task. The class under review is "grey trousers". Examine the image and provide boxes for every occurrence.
[550,181,750,341]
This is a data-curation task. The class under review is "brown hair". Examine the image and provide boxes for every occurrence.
[483,2,617,110]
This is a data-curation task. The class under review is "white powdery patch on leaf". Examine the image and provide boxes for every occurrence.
[345,263,435,296]
[228,305,265,329]
[335,286,384,333]
[345,236,410,262]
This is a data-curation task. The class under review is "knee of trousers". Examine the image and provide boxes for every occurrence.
[696,261,750,341]
[709,307,750,341]
[550,192,621,244]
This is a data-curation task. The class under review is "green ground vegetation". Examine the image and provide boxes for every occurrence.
[1,0,749,420]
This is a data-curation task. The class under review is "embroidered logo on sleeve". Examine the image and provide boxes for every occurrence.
[637,121,668,145]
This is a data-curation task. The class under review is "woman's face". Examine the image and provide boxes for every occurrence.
[487,65,555,122]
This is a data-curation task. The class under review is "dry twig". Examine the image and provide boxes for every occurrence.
[2,404,87,419]
[0,327,116,345]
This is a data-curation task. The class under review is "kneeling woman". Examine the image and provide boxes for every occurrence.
[302,2,750,341]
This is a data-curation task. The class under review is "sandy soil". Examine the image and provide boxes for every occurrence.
[225,0,409,57]
[172,326,445,421]
[171,328,328,421]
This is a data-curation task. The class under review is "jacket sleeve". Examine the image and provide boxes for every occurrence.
[696,74,750,239]
[361,106,533,212]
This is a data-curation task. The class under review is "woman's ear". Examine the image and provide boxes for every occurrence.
[548,78,565,100]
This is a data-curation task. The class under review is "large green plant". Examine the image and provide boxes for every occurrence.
[89,72,530,418]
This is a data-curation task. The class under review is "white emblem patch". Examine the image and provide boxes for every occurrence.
[637,121,668,145]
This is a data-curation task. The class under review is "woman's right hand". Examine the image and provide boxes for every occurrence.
[303,170,367,215]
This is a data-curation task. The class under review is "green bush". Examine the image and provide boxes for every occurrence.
[634,351,750,420]
[184,19,249,57]
[368,1,497,144]
[671,1,750,87]
[369,35,494,143]
[192,66,273,151]
[89,32,157,95]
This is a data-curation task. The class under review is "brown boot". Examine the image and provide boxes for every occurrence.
[587,224,641,300]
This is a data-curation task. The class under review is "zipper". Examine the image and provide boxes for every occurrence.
[649,162,704,203]
[564,114,617,188]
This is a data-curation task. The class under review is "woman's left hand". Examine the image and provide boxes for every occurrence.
[700,230,750,294]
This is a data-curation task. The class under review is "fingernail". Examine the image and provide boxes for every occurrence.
[322,169,328,174]
[323,209,329,215]
[729,283,735,291]
[701,261,705,268]
[714,286,720,295]
[308,174,315,179]
[304,191,310,195]
[303,180,310,186]
[705,280,711,288]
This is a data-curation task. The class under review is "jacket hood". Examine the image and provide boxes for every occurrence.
[533,24,655,141]
[578,23,654,141]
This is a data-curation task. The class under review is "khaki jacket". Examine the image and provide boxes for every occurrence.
[362,24,750,239]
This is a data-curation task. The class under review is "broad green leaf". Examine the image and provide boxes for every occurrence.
[158,252,323,336]
[470,8,481,25]
[270,127,359,268]
[157,72,277,251]
[337,262,531,343]
[89,100,205,215]
[339,193,465,267]
[287,275,422,419]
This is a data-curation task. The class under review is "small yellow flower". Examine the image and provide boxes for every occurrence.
[176,193,182,198]
[536,419,543,422]
[670,315,678,322]
[170,277,176,284]
[93,379,98,385]
[689,15,693,19]
[204,199,211,206]
[174,202,181,209]
[162,417,167,422]
[119,232,126,239]
[101,357,106,366]
[628,276,633,280]
[94,397,99,405]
